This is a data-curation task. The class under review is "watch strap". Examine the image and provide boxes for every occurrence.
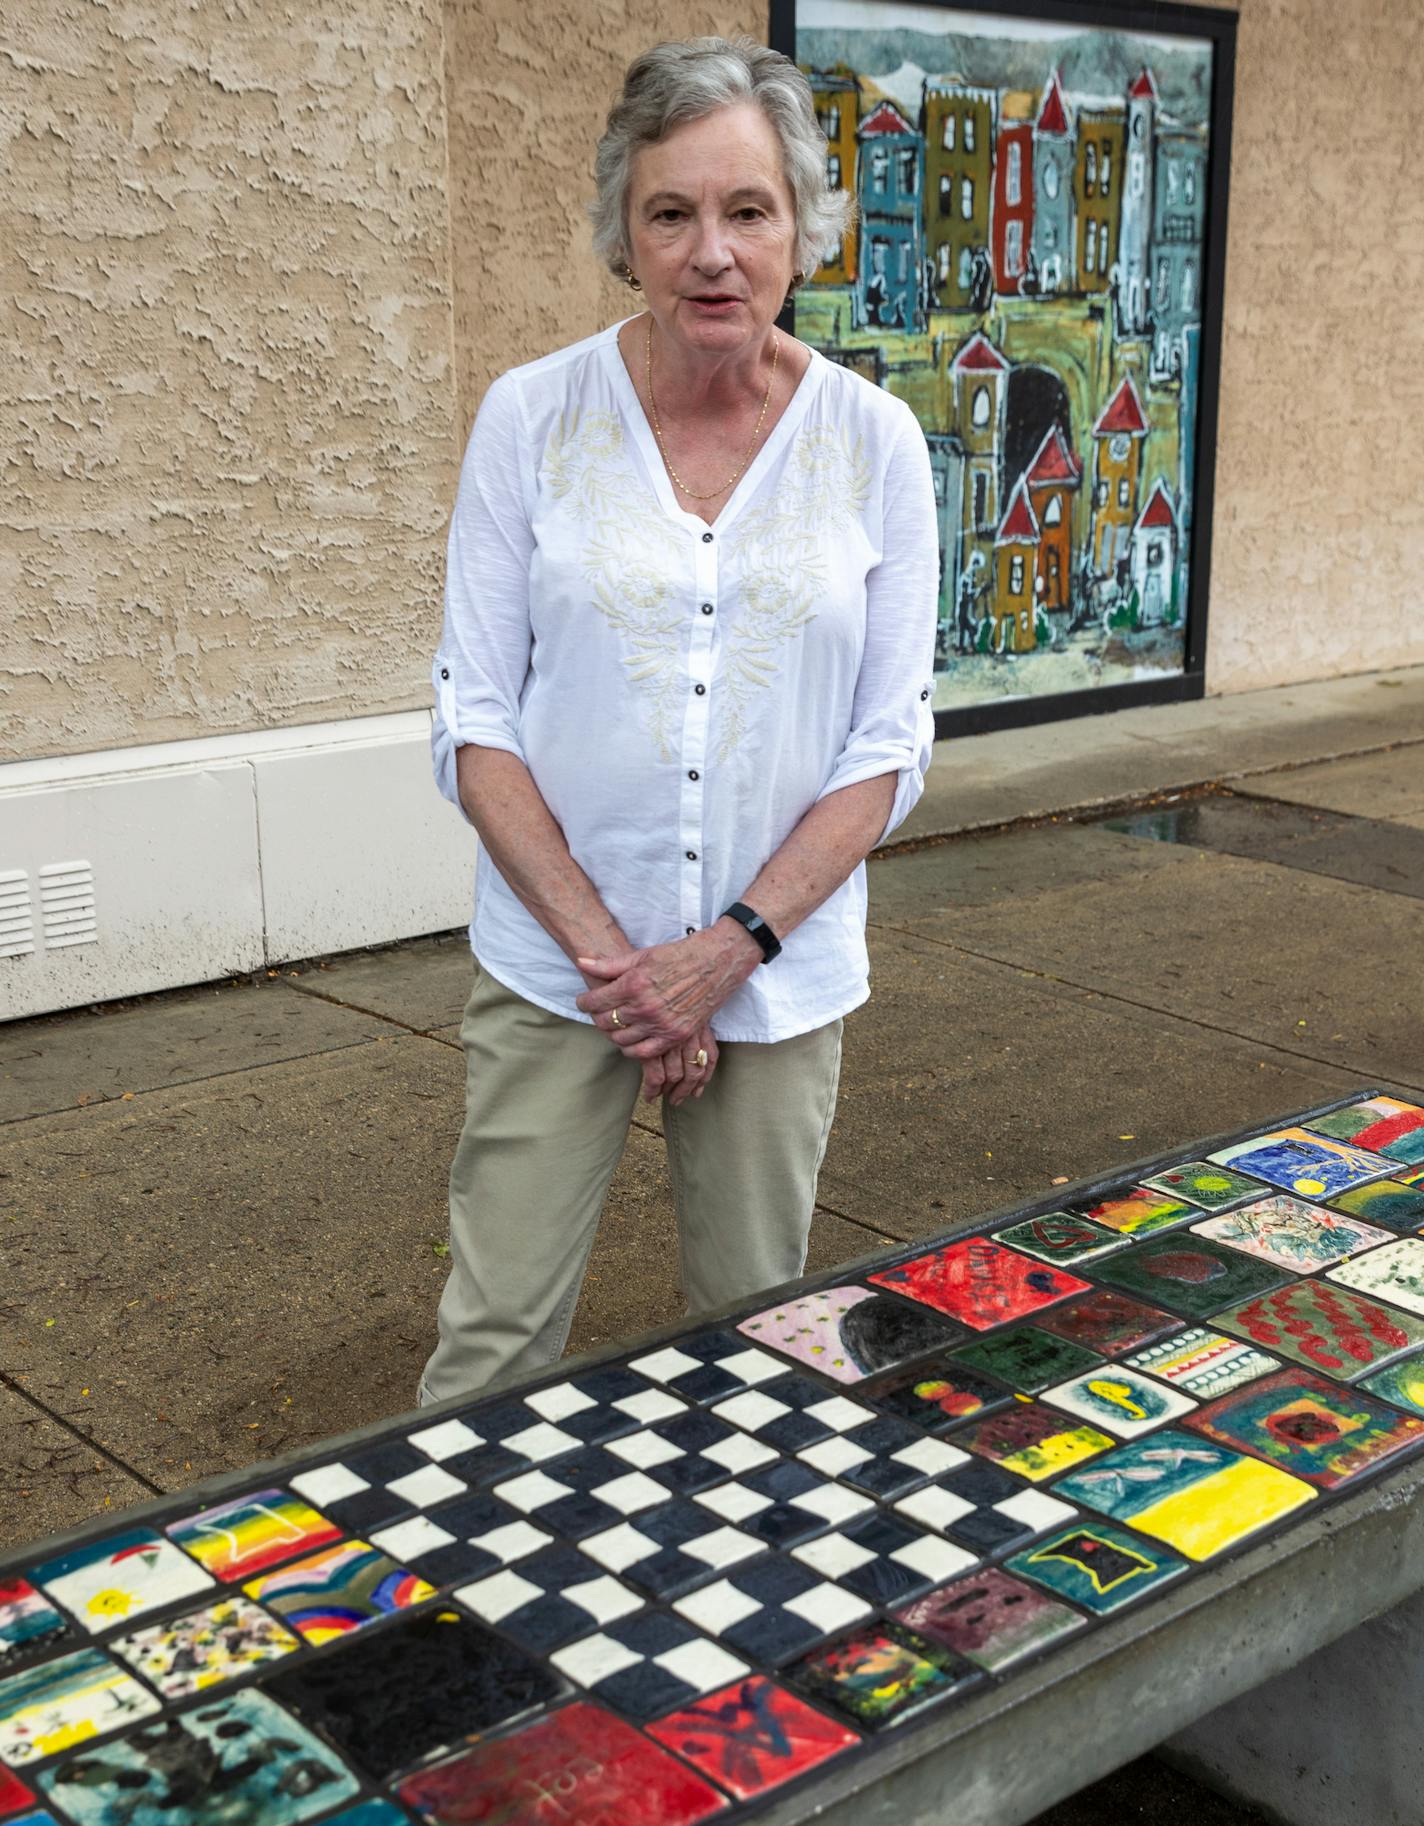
[722,900,782,963]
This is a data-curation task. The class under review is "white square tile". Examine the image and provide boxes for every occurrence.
[894,1487,977,1533]
[494,1470,569,1514]
[998,1489,1077,1532]
[553,1633,642,1685]
[717,1347,784,1386]
[408,1418,484,1462]
[675,1580,762,1633]
[608,1431,683,1470]
[694,1483,770,1524]
[369,1516,454,1561]
[469,1520,551,1564]
[593,1472,666,1516]
[797,1437,872,1479]
[685,1525,761,1570]
[567,1574,641,1626]
[892,1536,977,1583]
[807,1395,875,1432]
[629,1346,702,1383]
[785,1584,872,1634]
[655,1639,748,1690]
[387,1464,466,1509]
[702,1433,778,1476]
[525,1383,596,1422]
[581,1522,657,1573]
[792,1484,872,1527]
[502,1422,581,1462]
[614,1390,687,1425]
[456,1568,540,1623]
[713,1391,788,1433]
[894,1439,969,1478]
[793,1533,875,1580]
[290,1464,367,1506]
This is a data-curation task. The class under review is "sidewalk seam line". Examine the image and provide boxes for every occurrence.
[0,1371,163,1496]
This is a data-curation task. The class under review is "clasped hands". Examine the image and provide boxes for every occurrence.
[576,925,760,1106]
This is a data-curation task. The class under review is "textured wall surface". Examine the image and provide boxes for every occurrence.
[1,0,457,761]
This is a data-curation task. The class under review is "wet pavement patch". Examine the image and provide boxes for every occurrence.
[1099,793,1424,900]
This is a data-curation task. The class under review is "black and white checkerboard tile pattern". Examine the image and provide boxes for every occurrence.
[893,1459,1078,1556]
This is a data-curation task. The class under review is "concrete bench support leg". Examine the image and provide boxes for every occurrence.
[1162,1585,1424,1826]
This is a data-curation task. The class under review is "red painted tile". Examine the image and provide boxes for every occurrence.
[647,1675,858,1799]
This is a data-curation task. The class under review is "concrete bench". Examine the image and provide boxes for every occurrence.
[3,1085,1423,1826]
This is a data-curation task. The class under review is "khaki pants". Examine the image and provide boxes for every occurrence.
[419,964,843,1405]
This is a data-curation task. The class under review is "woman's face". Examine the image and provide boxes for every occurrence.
[624,101,798,359]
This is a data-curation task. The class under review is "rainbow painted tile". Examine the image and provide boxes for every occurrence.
[166,1489,341,1582]
[243,1541,433,1644]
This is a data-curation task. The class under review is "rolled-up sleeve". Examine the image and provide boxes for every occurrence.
[431,373,537,813]
[815,403,940,842]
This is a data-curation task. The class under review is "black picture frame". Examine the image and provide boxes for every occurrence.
[771,0,1238,740]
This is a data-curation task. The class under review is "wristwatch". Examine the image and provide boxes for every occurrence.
[721,901,782,963]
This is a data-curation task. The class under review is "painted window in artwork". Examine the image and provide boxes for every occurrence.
[898,240,911,280]
[965,112,976,152]
[1047,159,1060,199]
[1118,476,1131,507]
[1183,259,1198,313]
[871,240,887,275]
[1148,541,1164,566]
[1130,150,1145,198]
[1006,141,1022,205]
[1185,162,1197,204]
[828,154,842,190]
[942,112,956,151]
[1044,494,1063,526]
[1085,142,1097,192]
[1010,554,1025,593]
[960,176,973,218]
[940,173,952,214]
[1101,143,1112,195]
[959,245,973,288]
[872,148,888,193]
[1095,480,1108,507]
[974,471,989,524]
[899,148,918,194]
[826,104,840,139]
[938,241,951,281]
[1005,219,1023,275]
[1157,256,1170,298]
[1085,219,1098,272]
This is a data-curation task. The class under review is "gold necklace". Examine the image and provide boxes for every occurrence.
[644,317,779,502]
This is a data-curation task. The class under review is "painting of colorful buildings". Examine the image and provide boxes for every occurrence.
[793,1,1216,715]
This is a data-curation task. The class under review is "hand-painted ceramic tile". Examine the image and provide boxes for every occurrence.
[1036,1289,1182,1356]
[29,1531,214,1634]
[1209,1128,1394,1199]
[243,1540,433,1643]
[1327,1237,1424,1316]
[993,1212,1128,1266]
[1042,1367,1197,1438]
[1185,1367,1424,1488]
[1140,1161,1266,1211]
[1395,1163,1424,1188]
[794,1414,967,1503]
[1006,1522,1185,1616]
[627,1332,783,1406]
[647,1675,859,1799]
[787,1621,979,1730]
[550,1612,750,1721]
[894,1567,1083,1672]
[37,1686,359,1825]
[735,1287,959,1383]
[1361,1349,1424,1415]
[1053,1428,1317,1560]
[396,1699,727,1824]
[1191,1196,1393,1274]
[954,1398,1113,1481]
[604,1406,777,1497]
[1217,1279,1424,1376]
[673,1558,872,1665]
[0,1585,72,1673]
[868,1238,1090,1331]
[710,1375,875,1456]
[1070,1187,1195,1236]
[109,1596,299,1698]
[789,1513,976,1609]
[949,1326,1101,1393]
[321,1805,409,1826]
[1304,1096,1424,1164]
[457,1544,642,1653]
[0,1649,161,1765]
[1090,1234,1292,1319]
[579,1496,765,1601]
[892,1459,1076,1557]
[165,1489,340,1582]
[862,1357,1012,1432]
[1123,1327,1281,1399]
[1328,1178,1424,1232]
[0,1766,36,1818]
[268,1606,565,1779]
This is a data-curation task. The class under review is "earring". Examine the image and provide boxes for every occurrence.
[625,269,642,292]
[783,272,805,310]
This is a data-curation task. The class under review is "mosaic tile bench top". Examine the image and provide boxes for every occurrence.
[5,1091,1424,1825]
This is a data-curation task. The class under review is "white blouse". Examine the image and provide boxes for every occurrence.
[432,319,939,1043]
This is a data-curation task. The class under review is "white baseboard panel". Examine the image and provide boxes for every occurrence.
[0,712,476,1021]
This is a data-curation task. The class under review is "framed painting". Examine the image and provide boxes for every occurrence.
[772,0,1237,735]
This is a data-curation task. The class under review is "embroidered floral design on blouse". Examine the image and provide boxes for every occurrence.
[546,410,690,760]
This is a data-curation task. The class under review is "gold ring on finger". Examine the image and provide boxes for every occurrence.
[610,1009,624,1030]
[695,1048,709,1068]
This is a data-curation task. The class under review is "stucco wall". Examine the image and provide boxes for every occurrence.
[1,0,457,762]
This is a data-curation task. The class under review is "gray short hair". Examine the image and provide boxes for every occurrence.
[590,37,854,283]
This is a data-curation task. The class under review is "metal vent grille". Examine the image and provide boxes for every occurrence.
[0,869,34,959]
[39,859,97,951]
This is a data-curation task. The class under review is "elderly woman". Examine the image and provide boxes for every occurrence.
[420,36,938,1405]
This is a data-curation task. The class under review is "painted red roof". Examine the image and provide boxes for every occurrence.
[996,478,1040,544]
[859,100,914,138]
[952,331,1010,374]
[1128,68,1158,101]
[1026,424,1082,487]
[1136,479,1176,531]
[1037,70,1069,134]
[1094,375,1148,437]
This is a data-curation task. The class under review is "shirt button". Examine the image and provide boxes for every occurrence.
[686,925,696,936]
[701,603,714,615]
[440,668,450,679]
[701,531,713,543]
[920,688,930,700]
[686,850,698,861]
[688,769,699,781]
[694,683,706,696]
